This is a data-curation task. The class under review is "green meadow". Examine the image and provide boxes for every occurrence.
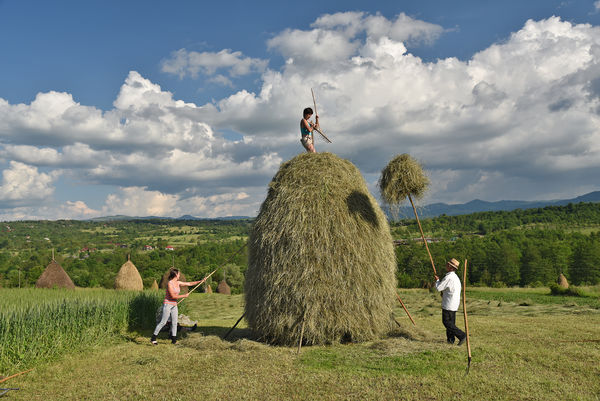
[2,287,599,401]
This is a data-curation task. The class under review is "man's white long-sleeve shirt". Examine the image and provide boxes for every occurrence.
[435,271,461,311]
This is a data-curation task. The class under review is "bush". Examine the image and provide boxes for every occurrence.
[549,283,588,297]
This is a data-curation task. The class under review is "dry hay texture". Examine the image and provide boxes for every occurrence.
[159,270,189,293]
[558,273,569,289]
[378,153,429,205]
[114,260,144,290]
[150,279,159,290]
[217,280,231,295]
[245,152,397,346]
[205,284,213,293]
[36,260,75,289]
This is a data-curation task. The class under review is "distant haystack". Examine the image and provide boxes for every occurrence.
[114,256,143,290]
[150,279,159,290]
[205,284,213,294]
[558,273,569,289]
[36,259,75,289]
[245,152,397,346]
[217,280,231,295]
[160,270,189,293]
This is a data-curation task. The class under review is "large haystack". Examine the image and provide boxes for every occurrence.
[217,280,231,295]
[558,273,569,289]
[36,259,75,289]
[245,152,397,345]
[159,270,189,293]
[114,256,143,290]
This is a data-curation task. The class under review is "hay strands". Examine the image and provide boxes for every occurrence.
[0,368,33,384]
[462,259,472,375]
[395,292,416,325]
[178,242,247,304]
[311,88,332,143]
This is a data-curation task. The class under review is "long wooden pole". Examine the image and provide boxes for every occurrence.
[223,312,246,340]
[408,193,436,276]
[462,259,472,374]
[178,242,247,305]
[0,369,33,384]
[395,292,416,325]
[310,88,332,143]
[297,310,306,354]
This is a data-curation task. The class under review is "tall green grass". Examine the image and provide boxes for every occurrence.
[0,288,162,374]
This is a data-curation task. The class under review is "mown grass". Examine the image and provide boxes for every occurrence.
[467,286,600,309]
[4,289,600,400]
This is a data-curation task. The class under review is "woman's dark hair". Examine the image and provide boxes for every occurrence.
[303,107,313,116]
[168,268,179,280]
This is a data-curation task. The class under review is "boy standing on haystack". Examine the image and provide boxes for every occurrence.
[434,258,466,345]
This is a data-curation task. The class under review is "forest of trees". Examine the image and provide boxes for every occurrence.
[1,202,600,291]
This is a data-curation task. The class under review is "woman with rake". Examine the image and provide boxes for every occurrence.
[151,268,204,345]
[300,107,318,153]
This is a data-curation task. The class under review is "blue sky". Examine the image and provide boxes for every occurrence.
[1,0,600,219]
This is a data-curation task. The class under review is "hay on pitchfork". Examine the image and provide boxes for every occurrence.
[378,153,429,205]
[114,255,144,290]
[36,259,75,289]
[245,152,397,346]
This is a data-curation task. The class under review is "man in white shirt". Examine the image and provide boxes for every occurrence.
[434,258,466,345]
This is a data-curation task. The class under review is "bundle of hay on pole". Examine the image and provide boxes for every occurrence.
[378,153,436,275]
[217,280,231,295]
[379,153,429,205]
[36,259,75,289]
[558,273,569,289]
[114,255,143,290]
[159,270,188,293]
[150,279,159,290]
[245,152,397,346]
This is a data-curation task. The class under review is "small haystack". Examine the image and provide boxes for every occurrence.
[558,273,569,289]
[114,255,143,290]
[217,280,231,295]
[150,279,159,290]
[36,259,75,289]
[160,270,189,293]
[378,153,429,205]
[205,284,213,294]
[245,152,397,346]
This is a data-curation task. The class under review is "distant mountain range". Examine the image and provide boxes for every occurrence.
[388,190,600,219]
[88,214,252,222]
[88,191,600,222]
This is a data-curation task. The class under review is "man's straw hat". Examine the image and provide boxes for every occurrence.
[447,258,460,270]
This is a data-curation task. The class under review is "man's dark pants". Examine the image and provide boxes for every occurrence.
[442,309,465,343]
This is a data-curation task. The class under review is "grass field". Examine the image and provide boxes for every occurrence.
[2,288,599,401]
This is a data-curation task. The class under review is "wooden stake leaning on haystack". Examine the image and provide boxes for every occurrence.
[463,259,472,375]
[395,292,416,326]
[379,154,436,275]
[177,242,248,305]
[310,88,332,144]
